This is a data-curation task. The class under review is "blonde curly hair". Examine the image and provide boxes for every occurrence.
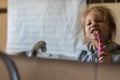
[80,6,116,43]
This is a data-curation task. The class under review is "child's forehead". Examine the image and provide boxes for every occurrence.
[88,9,104,15]
[87,10,104,18]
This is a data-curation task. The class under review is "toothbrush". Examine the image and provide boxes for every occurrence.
[96,31,103,53]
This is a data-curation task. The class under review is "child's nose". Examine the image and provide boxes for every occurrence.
[91,21,98,27]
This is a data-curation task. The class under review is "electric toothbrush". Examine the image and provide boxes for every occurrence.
[96,31,103,54]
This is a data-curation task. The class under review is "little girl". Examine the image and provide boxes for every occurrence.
[76,6,120,63]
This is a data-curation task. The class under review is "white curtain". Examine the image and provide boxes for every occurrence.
[7,0,86,58]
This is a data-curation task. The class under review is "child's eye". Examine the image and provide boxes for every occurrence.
[87,22,91,25]
[95,19,104,23]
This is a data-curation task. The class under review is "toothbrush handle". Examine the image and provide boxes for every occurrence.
[96,31,103,53]
[98,43,103,53]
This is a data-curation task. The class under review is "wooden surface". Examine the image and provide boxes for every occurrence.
[0,0,7,52]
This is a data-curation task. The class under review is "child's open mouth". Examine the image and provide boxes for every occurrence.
[91,29,100,34]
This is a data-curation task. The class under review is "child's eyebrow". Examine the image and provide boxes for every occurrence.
[86,20,91,23]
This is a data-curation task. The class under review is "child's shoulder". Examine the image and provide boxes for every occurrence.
[108,41,120,48]
[105,41,120,53]
[76,43,89,51]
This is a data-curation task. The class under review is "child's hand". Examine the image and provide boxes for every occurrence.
[98,48,112,63]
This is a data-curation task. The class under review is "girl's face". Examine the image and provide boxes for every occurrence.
[85,10,110,42]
